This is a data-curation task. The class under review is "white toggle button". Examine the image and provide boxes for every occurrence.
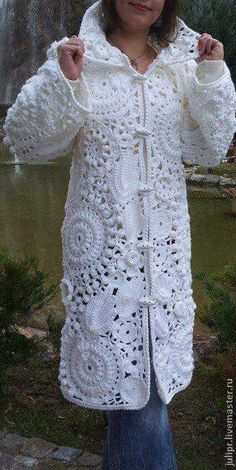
[119,143,128,150]
[138,296,156,306]
[138,183,154,194]
[137,240,154,250]
[133,125,151,137]
[133,74,148,82]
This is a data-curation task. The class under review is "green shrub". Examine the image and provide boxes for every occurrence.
[46,314,65,353]
[0,248,57,389]
[179,0,236,83]
[193,261,236,348]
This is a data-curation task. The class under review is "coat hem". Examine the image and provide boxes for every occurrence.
[59,386,153,411]
[59,369,194,410]
[59,308,153,411]
[156,370,194,405]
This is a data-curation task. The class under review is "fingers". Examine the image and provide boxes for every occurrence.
[58,35,85,61]
[66,45,84,57]
[197,33,224,62]
[198,33,213,55]
[67,35,85,52]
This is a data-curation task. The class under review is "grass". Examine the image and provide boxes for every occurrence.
[0,339,235,468]
[171,353,235,469]
[194,162,236,178]
[0,349,107,455]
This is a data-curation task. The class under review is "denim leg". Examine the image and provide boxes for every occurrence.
[101,432,109,470]
[101,361,178,470]
[101,321,178,469]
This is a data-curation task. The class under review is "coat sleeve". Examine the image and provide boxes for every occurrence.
[180,58,236,168]
[2,36,92,163]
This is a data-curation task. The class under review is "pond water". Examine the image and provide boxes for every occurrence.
[0,160,235,327]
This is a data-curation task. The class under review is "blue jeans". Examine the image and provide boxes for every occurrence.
[101,328,178,469]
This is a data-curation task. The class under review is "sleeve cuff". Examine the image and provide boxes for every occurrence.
[47,36,69,60]
[54,57,91,113]
[195,59,227,85]
[53,43,88,107]
[66,77,81,89]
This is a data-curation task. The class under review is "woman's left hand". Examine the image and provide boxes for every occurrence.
[197,33,224,63]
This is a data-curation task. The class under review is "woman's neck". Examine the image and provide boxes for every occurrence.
[106,28,150,58]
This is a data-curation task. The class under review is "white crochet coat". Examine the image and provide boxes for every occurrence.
[3,0,236,409]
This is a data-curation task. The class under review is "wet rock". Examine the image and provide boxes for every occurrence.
[12,454,39,468]
[50,445,82,463]
[21,437,58,459]
[75,450,102,467]
[186,172,236,188]
[187,174,206,184]
[219,176,236,187]
[0,433,28,455]
[0,430,102,469]
[203,174,221,184]
[36,460,68,469]
[187,174,222,185]
[0,450,16,469]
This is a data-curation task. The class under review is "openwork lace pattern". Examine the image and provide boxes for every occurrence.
[3,0,236,409]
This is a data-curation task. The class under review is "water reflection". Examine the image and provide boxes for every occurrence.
[0,161,235,326]
[0,159,71,326]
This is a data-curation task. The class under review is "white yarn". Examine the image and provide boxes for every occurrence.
[3,0,236,408]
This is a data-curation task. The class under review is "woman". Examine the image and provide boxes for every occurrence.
[3,0,236,468]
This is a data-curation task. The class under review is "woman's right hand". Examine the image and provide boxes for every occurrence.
[58,35,84,81]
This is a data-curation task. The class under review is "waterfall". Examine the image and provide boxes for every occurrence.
[60,0,67,35]
[27,0,68,75]
[0,0,16,104]
[27,0,40,74]
[0,0,68,105]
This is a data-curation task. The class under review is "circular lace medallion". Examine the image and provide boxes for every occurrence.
[60,334,120,397]
[61,210,105,270]
[117,243,142,277]
[151,210,172,240]
[125,249,140,267]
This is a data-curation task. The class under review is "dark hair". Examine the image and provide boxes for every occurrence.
[99,0,180,48]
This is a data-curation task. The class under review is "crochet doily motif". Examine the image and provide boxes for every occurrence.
[59,324,121,400]
[61,208,106,271]
[3,0,236,409]
[58,36,235,406]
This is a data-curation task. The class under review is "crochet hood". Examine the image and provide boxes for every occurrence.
[48,0,201,67]
[78,0,201,66]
